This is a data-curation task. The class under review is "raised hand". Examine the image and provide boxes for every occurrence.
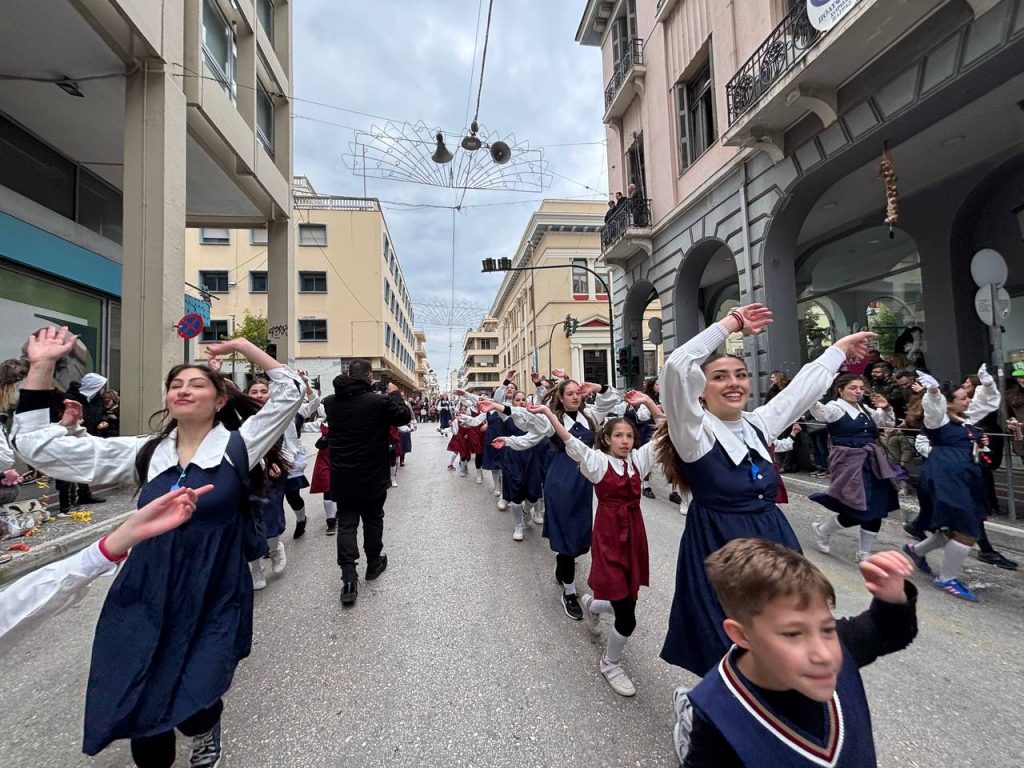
[477,398,501,413]
[205,354,223,373]
[453,388,467,396]
[623,389,646,406]
[721,304,773,336]
[977,363,994,387]
[833,331,878,362]
[870,394,889,410]
[2,469,21,487]
[104,484,214,556]
[60,400,83,428]
[531,372,541,384]
[858,550,913,604]
[526,403,551,416]
[551,368,566,379]
[916,371,939,390]
[491,437,507,450]
[578,382,602,398]
[503,369,516,381]
[25,326,79,365]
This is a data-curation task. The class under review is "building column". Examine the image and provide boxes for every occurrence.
[120,63,187,434]
[267,217,294,363]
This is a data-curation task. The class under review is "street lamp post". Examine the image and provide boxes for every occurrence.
[482,258,616,388]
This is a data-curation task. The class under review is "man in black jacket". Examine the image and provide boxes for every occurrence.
[324,359,412,606]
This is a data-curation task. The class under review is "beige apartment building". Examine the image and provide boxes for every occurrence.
[461,318,501,394]
[185,178,422,393]
[489,200,638,386]
[0,0,294,431]
[578,0,1024,395]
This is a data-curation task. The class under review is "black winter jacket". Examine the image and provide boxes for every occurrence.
[324,376,412,501]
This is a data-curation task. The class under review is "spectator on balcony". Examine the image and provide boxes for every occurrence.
[628,183,648,227]
[604,199,616,223]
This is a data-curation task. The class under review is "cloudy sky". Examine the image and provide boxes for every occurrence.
[292,1,607,384]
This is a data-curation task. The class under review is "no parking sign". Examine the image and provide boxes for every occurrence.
[177,313,205,339]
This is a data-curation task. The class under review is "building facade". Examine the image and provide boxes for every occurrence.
[461,318,501,394]
[490,200,625,386]
[578,0,1024,393]
[1,0,294,431]
[185,178,423,393]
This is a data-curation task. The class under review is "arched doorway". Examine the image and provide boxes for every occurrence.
[622,279,662,386]
[672,238,741,354]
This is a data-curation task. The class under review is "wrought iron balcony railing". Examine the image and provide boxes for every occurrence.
[725,3,823,125]
[604,38,644,109]
[601,197,651,251]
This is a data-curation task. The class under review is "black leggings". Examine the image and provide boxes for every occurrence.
[555,550,590,584]
[129,699,223,768]
[611,597,637,636]
[836,513,881,533]
[285,489,304,511]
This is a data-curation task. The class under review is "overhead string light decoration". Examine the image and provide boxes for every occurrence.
[347,121,551,192]
[880,142,899,239]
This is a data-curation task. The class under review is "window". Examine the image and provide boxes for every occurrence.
[256,0,274,44]
[571,259,589,295]
[298,223,327,246]
[250,227,268,245]
[0,114,76,220]
[200,228,230,245]
[77,168,123,244]
[249,271,268,293]
[594,269,610,296]
[201,0,237,101]
[676,59,717,171]
[298,319,328,341]
[198,270,230,293]
[256,84,274,156]
[201,319,230,343]
[298,271,327,293]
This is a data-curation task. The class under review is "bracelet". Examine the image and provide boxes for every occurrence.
[97,535,129,564]
[728,310,745,331]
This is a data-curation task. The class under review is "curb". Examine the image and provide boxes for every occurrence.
[0,510,134,587]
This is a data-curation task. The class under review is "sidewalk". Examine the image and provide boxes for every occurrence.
[0,485,136,586]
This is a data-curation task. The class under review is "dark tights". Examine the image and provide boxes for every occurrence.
[836,513,881,533]
[611,597,637,636]
[555,553,576,585]
[129,699,223,768]
[284,489,304,511]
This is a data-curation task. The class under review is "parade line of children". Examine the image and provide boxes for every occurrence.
[1,303,1015,767]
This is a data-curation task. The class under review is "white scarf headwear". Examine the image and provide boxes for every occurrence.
[78,373,108,401]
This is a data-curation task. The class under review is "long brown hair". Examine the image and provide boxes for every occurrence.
[543,378,597,433]
[134,364,287,494]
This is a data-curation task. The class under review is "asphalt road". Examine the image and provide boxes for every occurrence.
[3,429,1022,767]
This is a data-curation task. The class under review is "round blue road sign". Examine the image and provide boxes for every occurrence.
[177,313,205,339]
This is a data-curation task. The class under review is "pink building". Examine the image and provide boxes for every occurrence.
[578,0,1024,392]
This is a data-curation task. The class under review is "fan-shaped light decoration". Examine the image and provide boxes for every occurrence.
[412,298,489,329]
[347,121,551,192]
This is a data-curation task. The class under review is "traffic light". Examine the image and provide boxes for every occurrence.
[616,348,630,377]
[630,355,641,377]
[562,315,580,337]
[265,342,278,360]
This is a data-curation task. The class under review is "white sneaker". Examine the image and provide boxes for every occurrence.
[497,499,508,511]
[512,525,524,541]
[531,504,545,526]
[493,488,502,498]
[856,550,870,563]
[475,473,483,484]
[250,560,267,590]
[679,501,688,516]
[580,593,602,636]
[600,656,636,697]
[811,521,831,553]
[270,541,287,574]
[458,463,468,477]
[672,686,695,764]
[391,478,399,487]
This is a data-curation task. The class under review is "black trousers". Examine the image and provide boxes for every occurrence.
[129,699,222,768]
[336,492,387,581]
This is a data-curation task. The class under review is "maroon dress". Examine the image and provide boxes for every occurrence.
[587,460,650,601]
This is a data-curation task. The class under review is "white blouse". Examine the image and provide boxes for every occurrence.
[502,387,625,451]
[11,366,305,484]
[0,428,14,471]
[282,392,322,475]
[564,436,657,484]
[662,323,847,466]
[923,381,1000,430]
[810,399,895,428]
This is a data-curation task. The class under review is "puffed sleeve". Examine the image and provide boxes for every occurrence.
[662,324,727,463]
[810,401,843,423]
[237,366,305,469]
[922,390,949,430]
[564,436,608,484]
[965,381,1001,425]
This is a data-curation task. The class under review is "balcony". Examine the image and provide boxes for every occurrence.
[600,198,653,267]
[603,38,645,123]
[722,0,947,156]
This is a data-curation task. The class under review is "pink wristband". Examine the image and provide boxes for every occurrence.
[97,535,128,564]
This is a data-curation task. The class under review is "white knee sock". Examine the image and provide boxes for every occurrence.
[267,535,280,550]
[819,516,844,537]
[448,452,458,466]
[604,628,628,663]
[641,479,650,490]
[510,503,524,528]
[390,465,398,480]
[590,598,615,615]
[562,581,577,596]
[913,531,947,556]
[939,540,972,582]
[858,528,877,554]
[294,503,306,522]
[491,470,501,487]
[323,499,337,521]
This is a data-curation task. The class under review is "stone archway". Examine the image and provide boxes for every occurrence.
[672,237,736,344]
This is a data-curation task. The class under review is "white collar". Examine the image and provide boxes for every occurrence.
[562,411,588,430]
[605,452,637,477]
[703,411,772,466]
[834,399,867,418]
[148,423,236,480]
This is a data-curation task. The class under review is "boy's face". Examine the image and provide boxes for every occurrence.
[727,593,843,703]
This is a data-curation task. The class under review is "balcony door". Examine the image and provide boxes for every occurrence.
[611,0,638,71]
[627,133,646,198]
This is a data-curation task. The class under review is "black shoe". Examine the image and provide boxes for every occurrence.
[293,518,307,539]
[77,495,106,504]
[642,487,656,499]
[978,550,1019,570]
[365,553,388,581]
[325,518,337,536]
[902,522,925,542]
[561,591,583,621]
[668,491,683,505]
[340,580,358,606]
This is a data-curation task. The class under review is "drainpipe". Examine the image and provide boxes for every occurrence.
[738,162,760,401]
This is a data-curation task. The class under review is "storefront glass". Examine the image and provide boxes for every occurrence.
[796,226,925,367]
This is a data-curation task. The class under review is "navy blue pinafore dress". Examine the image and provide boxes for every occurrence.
[809,411,898,522]
[501,420,542,503]
[917,421,987,538]
[481,411,505,470]
[543,418,595,557]
[82,440,253,755]
[661,427,800,676]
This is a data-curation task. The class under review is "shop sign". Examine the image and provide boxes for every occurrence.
[807,0,861,31]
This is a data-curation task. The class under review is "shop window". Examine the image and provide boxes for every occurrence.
[199,270,230,293]
[200,228,230,245]
[201,319,230,342]
[299,223,327,246]
[299,319,328,341]
[202,0,237,101]
[298,271,327,293]
[249,271,268,293]
[676,57,717,171]
[250,227,268,245]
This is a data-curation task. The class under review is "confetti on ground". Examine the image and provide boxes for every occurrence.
[7,543,30,552]
[69,511,93,523]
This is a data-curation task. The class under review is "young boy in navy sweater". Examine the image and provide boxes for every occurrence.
[681,538,918,767]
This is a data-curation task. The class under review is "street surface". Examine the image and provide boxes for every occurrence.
[3,430,1023,767]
